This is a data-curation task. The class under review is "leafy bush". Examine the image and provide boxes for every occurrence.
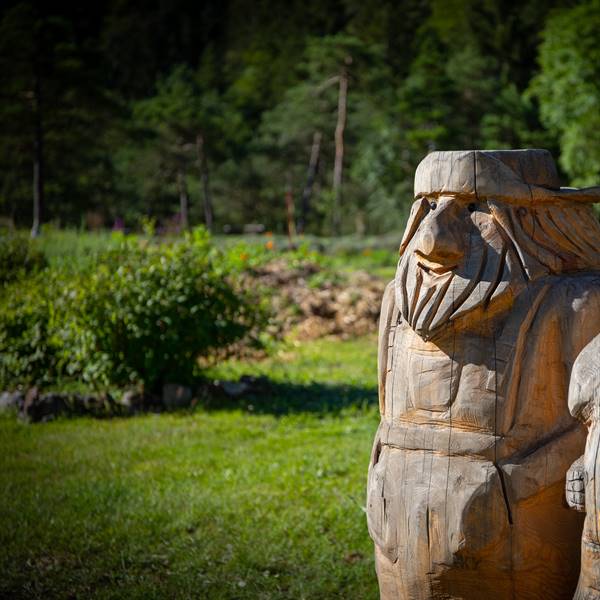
[0,235,47,284]
[0,275,58,387]
[0,228,269,391]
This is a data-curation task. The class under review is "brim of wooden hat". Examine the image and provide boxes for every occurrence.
[414,149,600,205]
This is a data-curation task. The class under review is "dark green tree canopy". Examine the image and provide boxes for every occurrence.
[0,0,596,234]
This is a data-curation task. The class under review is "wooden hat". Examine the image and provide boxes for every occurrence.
[414,149,600,205]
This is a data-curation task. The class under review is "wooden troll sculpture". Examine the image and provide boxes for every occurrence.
[366,150,600,599]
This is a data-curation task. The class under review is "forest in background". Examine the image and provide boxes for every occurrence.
[1,0,599,236]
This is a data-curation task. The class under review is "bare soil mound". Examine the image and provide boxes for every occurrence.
[248,259,387,340]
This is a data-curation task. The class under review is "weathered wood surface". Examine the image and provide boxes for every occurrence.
[567,335,600,600]
[367,149,600,599]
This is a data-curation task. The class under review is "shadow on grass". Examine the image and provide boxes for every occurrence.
[11,376,377,422]
[201,378,378,415]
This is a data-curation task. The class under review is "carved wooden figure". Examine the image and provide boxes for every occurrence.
[567,334,600,599]
[366,150,600,599]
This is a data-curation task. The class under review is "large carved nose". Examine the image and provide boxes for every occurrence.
[417,201,464,263]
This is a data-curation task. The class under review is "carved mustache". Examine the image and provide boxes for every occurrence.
[397,239,514,339]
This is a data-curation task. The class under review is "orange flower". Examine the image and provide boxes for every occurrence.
[265,240,274,250]
[240,252,249,262]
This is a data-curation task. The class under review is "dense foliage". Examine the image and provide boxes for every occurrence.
[0,231,268,391]
[530,0,600,186]
[0,233,46,283]
[0,0,599,235]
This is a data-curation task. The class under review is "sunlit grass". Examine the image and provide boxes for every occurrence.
[206,335,376,387]
[31,228,400,278]
[0,336,380,599]
[33,227,121,270]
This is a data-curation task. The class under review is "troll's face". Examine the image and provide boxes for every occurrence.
[396,150,600,340]
[395,194,522,339]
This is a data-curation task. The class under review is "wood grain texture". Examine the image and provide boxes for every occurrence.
[368,150,600,599]
[567,335,600,600]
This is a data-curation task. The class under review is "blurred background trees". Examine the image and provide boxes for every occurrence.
[0,0,598,236]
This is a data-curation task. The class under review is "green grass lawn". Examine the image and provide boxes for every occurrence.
[0,336,380,599]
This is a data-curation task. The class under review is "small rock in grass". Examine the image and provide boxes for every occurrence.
[119,389,143,410]
[162,383,192,409]
[118,389,160,412]
[220,375,270,398]
[20,388,67,423]
[0,390,23,411]
[221,380,250,397]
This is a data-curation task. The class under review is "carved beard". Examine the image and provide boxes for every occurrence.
[395,224,523,340]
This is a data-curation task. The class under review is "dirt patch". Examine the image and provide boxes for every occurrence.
[247,260,387,340]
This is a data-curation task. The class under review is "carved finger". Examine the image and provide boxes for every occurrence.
[567,494,585,512]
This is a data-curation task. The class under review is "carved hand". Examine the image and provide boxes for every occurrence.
[566,455,586,512]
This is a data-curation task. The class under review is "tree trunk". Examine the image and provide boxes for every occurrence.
[355,209,366,236]
[177,169,189,231]
[285,171,296,246]
[332,59,349,236]
[196,133,213,232]
[31,61,44,238]
[298,131,321,235]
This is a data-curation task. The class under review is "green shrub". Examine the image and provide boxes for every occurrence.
[0,235,47,284]
[0,273,60,387]
[0,228,269,391]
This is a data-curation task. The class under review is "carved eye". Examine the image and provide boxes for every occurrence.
[467,203,477,213]
[429,201,437,210]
